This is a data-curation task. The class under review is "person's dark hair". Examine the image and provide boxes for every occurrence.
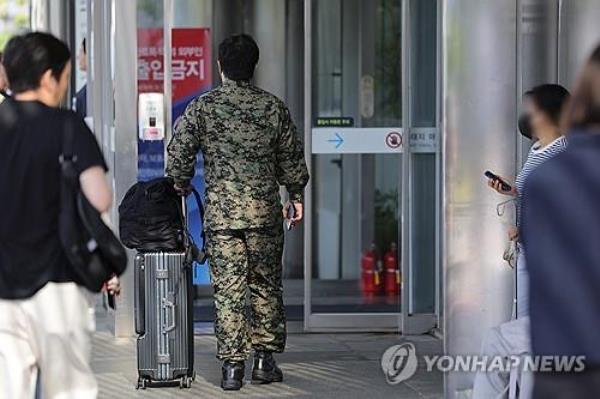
[2,32,71,94]
[524,84,570,126]
[82,37,86,54]
[218,34,259,81]
[563,44,600,131]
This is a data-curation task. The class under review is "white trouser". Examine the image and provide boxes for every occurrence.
[516,245,529,319]
[0,282,97,399]
[472,317,532,399]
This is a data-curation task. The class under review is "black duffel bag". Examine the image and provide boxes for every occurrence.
[59,121,128,292]
[118,177,186,252]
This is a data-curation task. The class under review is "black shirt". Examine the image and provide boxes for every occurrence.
[0,99,107,299]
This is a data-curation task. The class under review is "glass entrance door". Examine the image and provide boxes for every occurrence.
[304,0,439,332]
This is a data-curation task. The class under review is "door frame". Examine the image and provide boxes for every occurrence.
[400,0,440,335]
[303,0,440,333]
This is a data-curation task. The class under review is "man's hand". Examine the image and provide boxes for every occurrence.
[106,276,121,296]
[284,201,304,227]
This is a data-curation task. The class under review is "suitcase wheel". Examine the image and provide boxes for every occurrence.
[179,376,194,389]
[136,377,148,390]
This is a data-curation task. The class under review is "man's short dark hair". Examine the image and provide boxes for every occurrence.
[218,34,259,81]
[524,84,570,126]
[3,32,71,94]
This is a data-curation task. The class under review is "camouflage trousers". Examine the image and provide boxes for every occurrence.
[206,224,286,361]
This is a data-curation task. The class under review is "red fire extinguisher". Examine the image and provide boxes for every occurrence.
[384,242,401,294]
[361,243,382,294]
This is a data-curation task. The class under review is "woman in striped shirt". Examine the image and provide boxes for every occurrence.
[488,84,570,318]
[473,84,570,399]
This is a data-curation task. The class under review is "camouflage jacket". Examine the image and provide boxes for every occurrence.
[166,79,309,231]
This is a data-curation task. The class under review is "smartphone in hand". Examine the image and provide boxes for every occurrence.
[286,202,297,231]
[484,170,512,192]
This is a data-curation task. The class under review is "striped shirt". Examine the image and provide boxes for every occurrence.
[516,136,567,226]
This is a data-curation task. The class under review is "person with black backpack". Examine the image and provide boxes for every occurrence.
[0,32,115,399]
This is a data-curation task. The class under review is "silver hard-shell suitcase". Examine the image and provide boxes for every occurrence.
[134,252,195,389]
[134,197,197,389]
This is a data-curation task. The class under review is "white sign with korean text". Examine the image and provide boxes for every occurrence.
[409,128,438,153]
[312,128,404,154]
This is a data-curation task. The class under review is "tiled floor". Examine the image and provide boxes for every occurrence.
[91,328,443,399]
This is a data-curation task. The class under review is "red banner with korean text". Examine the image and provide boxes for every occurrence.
[137,28,212,117]
[172,28,212,120]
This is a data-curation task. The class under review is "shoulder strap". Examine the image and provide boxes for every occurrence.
[60,115,80,186]
[190,188,206,250]
[178,186,206,253]
[61,115,76,162]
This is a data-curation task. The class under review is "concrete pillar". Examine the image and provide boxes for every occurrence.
[443,0,518,395]
[113,0,139,337]
[283,0,307,279]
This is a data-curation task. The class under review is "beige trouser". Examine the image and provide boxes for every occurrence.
[0,282,97,399]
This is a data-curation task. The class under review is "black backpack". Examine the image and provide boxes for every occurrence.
[59,120,128,292]
[118,178,205,254]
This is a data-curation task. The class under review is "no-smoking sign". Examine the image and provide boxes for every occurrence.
[386,131,403,149]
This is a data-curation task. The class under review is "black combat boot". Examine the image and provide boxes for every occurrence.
[252,351,283,384]
[221,360,245,391]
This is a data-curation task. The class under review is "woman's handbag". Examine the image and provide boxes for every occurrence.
[58,119,127,292]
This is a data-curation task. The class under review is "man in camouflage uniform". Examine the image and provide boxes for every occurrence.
[166,34,309,391]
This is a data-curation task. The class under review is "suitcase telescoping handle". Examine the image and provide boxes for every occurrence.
[134,255,146,335]
[182,187,206,261]
[181,196,189,249]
